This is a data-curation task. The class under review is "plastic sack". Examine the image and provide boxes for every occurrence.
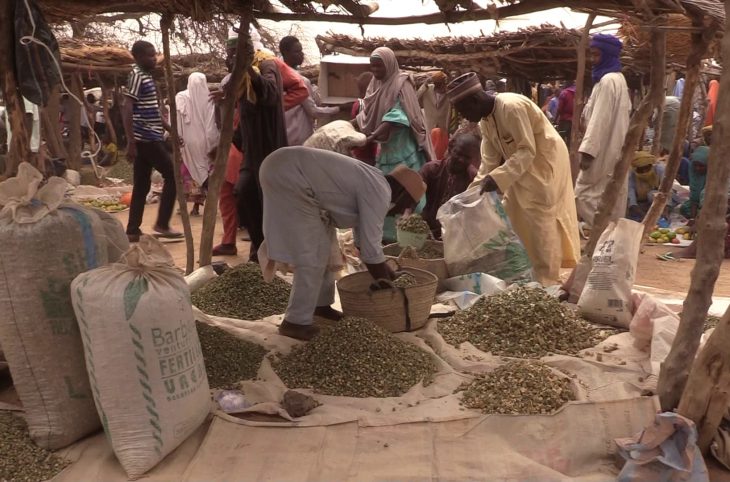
[578,219,643,328]
[71,236,210,479]
[0,163,127,449]
[14,0,61,106]
[436,186,531,282]
[616,412,709,482]
[303,120,367,155]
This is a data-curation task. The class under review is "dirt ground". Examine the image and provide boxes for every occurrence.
[111,205,730,299]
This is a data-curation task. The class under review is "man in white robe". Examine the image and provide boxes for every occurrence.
[259,146,426,340]
[446,73,580,286]
[575,34,632,232]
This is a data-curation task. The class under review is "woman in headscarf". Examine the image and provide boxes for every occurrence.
[627,151,666,220]
[680,144,709,220]
[356,47,434,242]
[176,72,219,216]
[575,33,632,237]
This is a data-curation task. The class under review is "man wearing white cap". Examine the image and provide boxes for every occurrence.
[446,72,580,286]
[259,146,426,340]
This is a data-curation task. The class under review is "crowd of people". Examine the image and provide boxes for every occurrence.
[116,31,723,340]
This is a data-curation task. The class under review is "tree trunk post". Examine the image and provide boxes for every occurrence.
[657,9,730,412]
[198,9,253,267]
[642,18,717,240]
[0,0,31,179]
[99,82,117,145]
[67,75,83,171]
[582,28,667,258]
[160,13,195,275]
[569,13,596,184]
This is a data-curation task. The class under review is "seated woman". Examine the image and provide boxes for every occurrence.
[679,145,709,221]
[627,151,667,221]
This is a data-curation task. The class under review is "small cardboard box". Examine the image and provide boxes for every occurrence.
[318,54,371,105]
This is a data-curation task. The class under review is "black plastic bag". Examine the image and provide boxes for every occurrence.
[14,0,61,107]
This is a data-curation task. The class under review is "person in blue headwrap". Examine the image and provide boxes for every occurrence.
[575,33,632,237]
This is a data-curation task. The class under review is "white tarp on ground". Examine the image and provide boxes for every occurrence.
[46,276,726,480]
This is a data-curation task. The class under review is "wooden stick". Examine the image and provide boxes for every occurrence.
[583,28,667,258]
[67,74,83,171]
[99,81,117,145]
[160,14,195,275]
[569,13,595,184]
[642,18,717,242]
[657,10,728,412]
[198,10,253,267]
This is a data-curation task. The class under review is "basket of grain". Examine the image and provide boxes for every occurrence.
[337,267,437,333]
[383,241,449,281]
[396,214,430,249]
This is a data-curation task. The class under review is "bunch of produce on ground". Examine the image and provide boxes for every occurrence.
[392,272,418,288]
[273,317,436,398]
[459,360,575,415]
[439,287,614,358]
[396,214,430,235]
[399,243,444,260]
[0,412,70,481]
[79,198,127,213]
[196,322,267,389]
[647,227,694,244]
[191,263,291,320]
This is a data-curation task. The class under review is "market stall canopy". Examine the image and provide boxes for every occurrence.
[316,26,583,81]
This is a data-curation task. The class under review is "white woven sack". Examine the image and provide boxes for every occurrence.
[71,236,210,479]
[304,120,367,155]
[0,163,125,449]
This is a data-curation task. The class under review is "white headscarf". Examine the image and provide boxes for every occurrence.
[176,72,220,185]
[356,47,433,161]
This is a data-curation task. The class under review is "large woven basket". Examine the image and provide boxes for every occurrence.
[337,267,438,333]
[383,241,449,281]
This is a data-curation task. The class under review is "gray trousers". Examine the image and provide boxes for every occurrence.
[286,265,336,325]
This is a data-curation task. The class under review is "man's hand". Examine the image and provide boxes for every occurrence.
[365,261,395,290]
[209,89,225,104]
[579,153,594,171]
[126,142,137,164]
[479,175,498,194]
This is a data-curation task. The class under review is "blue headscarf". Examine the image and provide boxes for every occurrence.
[591,34,623,83]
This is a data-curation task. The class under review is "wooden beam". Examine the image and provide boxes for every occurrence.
[657,11,729,412]
[198,10,253,268]
[642,18,718,241]
[67,74,83,171]
[160,14,195,275]
[569,13,595,184]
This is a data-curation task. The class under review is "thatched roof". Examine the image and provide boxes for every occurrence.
[317,26,584,81]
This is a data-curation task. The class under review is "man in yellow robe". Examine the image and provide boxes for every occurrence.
[446,72,580,286]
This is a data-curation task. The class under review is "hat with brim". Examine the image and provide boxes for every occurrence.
[447,72,482,104]
[389,165,426,202]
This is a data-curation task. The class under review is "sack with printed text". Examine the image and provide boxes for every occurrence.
[437,186,532,282]
[71,236,210,479]
[0,162,128,449]
[578,219,644,328]
[303,120,367,155]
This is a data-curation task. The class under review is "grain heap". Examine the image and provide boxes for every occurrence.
[460,361,575,415]
[397,214,430,235]
[392,272,418,288]
[191,263,291,320]
[399,243,444,260]
[439,287,609,357]
[0,412,70,481]
[196,322,267,389]
[274,317,436,398]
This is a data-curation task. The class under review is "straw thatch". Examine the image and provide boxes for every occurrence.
[317,26,583,81]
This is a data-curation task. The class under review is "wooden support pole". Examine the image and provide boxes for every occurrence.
[67,75,83,171]
[160,13,195,275]
[0,0,31,179]
[583,28,666,258]
[99,83,117,145]
[198,10,253,268]
[651,92,666,157]
[569,13,596,184]
[642,19,717,241]
[678,306,730,453]
[657,10,730,412]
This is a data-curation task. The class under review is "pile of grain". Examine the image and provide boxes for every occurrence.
[392,272,418,288]
[397,214,430,234]
[460,361,575,415]
[439,287,610,357]
[0,412,70,481]
[273,317,436,398]
[191,263,291,320]
[399,243,444,260]
[196,322,267,389]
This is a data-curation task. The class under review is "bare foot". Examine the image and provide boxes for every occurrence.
[672,241,697,259]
